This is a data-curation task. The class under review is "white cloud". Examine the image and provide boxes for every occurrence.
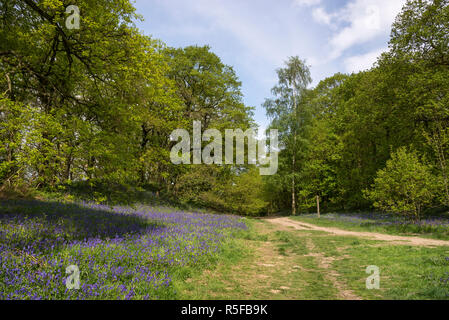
[294,0,322,7]
[136,0,407,129]
[309,0,406,60]
[159,0,320,69]
[312,7,333,25]
[188,1,286,64]
[344,47,387,73]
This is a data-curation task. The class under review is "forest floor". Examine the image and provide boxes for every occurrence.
[181,217,449,300]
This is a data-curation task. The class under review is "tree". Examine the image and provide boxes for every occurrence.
[390,0,448,67]
[389,0,449,206]
[297,117,340,211]
[0,0,181,193]
[263,57,312,215]
[164,46,252,131]
[364,147,437,221]
[162,45,257,209]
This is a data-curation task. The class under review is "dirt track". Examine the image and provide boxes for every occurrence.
[267,217,449,247]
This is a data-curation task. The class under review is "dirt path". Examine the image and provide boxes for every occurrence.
[184,219,381,300]
[182,221,309,299]
[268,217,449,247]
[304,238,361,300]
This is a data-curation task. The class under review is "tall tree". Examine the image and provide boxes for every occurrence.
[0,0,179,192]
[263,57,312,215]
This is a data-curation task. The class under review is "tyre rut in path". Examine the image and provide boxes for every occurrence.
[265,218,362,299]
[304,238,361,300]
[267,217,449,247]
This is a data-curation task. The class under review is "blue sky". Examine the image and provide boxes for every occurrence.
[133,0,407,133]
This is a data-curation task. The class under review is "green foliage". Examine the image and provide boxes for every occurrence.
[164,45,253,130]
[0,97,30,187]
[390,0,449,66]
[364,147,437,220]
[220,168,268,216]
[262,0,449,215]
[175,166,267,216]
[1,0,180,190]
[297,118,341,211]
[158,45,263,215]
[0,1,263,215]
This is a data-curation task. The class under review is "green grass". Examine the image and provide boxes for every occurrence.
[182,218,449,300]
[175,219,258,299]
[181,221,340,300]
[330,239,449,299]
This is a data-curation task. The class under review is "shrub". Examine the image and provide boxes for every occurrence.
[364,147,437,221]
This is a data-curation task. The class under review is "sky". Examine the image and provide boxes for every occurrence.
[133,0,407,134]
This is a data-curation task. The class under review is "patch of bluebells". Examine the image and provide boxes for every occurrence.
[0,200,247,300]
[440,274,449,284]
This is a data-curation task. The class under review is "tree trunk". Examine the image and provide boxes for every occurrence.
[434,128,449,206]
[292,158,296,216]
[291,80,297,216]
[139,124,149,186]
[291,126,297,216]
[65,155,72,182]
